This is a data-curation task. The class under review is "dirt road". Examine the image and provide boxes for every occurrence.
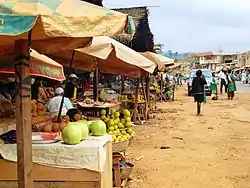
[126,88,250,188]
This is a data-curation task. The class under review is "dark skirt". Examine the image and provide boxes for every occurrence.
[194,94,204,103]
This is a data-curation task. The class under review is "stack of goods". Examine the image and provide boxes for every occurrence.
[60,120,107,145]
[119,95,128,102]
[100,109,135,143]
[131,95,144,103]
[31,100,47,125]
[39,113,107,145]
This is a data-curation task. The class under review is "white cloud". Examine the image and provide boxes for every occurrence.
[105,0,250,52]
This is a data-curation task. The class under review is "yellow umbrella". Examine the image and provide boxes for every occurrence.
[48,36,156,77]
[140,51,174,71]
[0,0,129,46]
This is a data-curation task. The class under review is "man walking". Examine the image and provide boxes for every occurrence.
[218,68,227,94]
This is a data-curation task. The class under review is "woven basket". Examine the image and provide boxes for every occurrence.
[120,162,134,179]
[112,140,129,153]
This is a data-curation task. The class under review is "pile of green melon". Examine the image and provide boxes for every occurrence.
[100,109,135,142]
[61,119,107,145]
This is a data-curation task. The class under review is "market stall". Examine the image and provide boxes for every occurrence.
[0,1,130,187]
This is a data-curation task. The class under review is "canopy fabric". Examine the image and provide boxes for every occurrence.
[0,0,130,54]
[168,63,181,69]
[47,36,156,78]
[0,49,65,81]
[0,0,128,46]
[140,51,174,71]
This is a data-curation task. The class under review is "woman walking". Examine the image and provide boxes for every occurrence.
[191,70,207,115]
[227,69,236,100]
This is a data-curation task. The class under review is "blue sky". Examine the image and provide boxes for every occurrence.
[104,0,250,53]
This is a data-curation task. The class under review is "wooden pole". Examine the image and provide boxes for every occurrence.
[132,78,139,122]
[160,74,163,101]
[121,76,125,94]
[57,50,76,122]
[145,74,150,102]
[141,78,148,120]
[15,36,33,188]
[93,58,99,101]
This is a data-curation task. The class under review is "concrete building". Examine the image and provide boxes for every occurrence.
[237,51,250,68]
[193,52,238,71]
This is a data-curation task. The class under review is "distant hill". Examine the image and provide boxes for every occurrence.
[163,51,191,59]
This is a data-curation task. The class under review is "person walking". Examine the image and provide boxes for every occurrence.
[210,72,218,100]
[226,69,237,100]
[191,70,207,115]
[241,71,247,84]
[218,68,227,94]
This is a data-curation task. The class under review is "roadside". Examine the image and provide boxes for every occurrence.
[126,87,250,188]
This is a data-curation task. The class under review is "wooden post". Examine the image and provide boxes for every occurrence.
[132,78,139,123]
[141,78,148,120]
[15,38,33,188]
[145,75,150,101]
[160,74,163,101]
[93,58,99,102]
[121,76,125,94]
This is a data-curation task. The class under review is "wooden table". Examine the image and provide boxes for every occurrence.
[0,141,112,188]
[77,102,121,117]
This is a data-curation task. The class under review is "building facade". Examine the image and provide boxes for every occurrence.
[193,52,238,71]
[237,52,250,68]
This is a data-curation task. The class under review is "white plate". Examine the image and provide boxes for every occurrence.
[32,139,60,144]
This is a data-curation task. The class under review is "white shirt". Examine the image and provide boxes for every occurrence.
[47,96,73,115]
[218,71,226,80]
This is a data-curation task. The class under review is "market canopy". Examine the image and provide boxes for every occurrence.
[48,36,156,77]
[0,0,129,52]
[140,51,174,71]
[0,49,65,81]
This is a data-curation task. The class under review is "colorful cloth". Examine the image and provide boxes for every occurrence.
[210,76,217,91]
[227,73,236,92]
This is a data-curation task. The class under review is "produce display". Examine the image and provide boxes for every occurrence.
[31,100,46,125]
[100,109,135,142]
[119,94,144,103]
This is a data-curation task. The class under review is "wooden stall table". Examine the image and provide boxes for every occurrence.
[77,102,121,117]
[0,135,113,188]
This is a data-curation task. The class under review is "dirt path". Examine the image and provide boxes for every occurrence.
[126,88,250,188]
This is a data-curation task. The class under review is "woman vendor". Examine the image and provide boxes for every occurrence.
[64,74,78,100]
[31,79,48,102]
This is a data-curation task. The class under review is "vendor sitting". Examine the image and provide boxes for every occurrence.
[46,87,73,115]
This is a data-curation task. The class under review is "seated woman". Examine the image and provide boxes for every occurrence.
[31,79,48,103]
[0,93,15,118]
[46,87,74,116]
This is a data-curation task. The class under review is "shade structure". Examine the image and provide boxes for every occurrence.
[0,1,129,187]
[0,49,65,81]
[140,51,175,71]
[48,36,156,77]
[0,0,129,46]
